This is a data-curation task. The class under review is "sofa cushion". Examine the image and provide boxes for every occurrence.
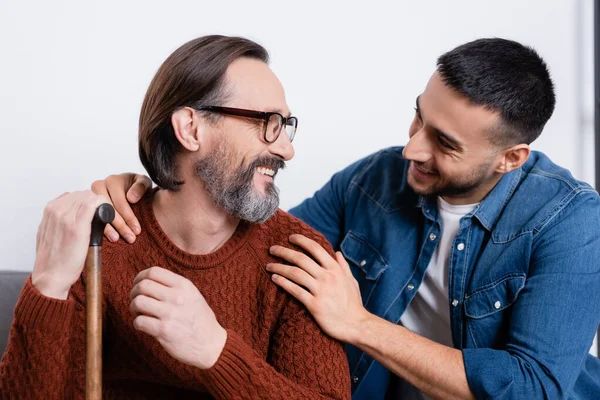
[0,271,29,357]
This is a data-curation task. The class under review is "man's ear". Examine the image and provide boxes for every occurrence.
[171,107,208,152]
[496,144,530,173]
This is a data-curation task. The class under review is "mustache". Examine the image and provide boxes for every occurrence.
[247,156,286,175]
[413,161,437,175]
[232,155,286,187]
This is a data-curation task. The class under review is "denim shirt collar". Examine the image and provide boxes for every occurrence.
[473,168,522,231]
[416,168,522,231]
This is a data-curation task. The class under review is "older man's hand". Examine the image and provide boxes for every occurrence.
[130,266,227,369]
[267,234,370,344]
[31,190,111,300]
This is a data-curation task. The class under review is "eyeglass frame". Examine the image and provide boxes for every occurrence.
[194,105,298,143]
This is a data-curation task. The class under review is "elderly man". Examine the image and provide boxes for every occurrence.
[0,35,351,399]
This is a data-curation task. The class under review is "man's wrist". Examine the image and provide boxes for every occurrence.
[200,326,228,370]
[31,272,70,300]
[346,309,376,346]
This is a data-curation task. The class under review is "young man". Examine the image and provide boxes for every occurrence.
[90,39,600,399]
[0,35,351,399]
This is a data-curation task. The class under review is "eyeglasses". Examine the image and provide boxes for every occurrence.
[196,106,298,143]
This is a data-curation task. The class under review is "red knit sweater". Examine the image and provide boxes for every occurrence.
[0,191,351,399]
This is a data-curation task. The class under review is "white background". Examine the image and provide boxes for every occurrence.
[0,1,597,353]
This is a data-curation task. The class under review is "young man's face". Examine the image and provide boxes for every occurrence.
[195,57,295,222]
[403,72,505,204]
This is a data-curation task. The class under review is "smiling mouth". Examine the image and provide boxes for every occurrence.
[256,166,276,177]
[414,163,437,175]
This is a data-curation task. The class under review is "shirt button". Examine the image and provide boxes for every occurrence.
[360,260,366,267]
[494,301,501,309]
[407,283,415,291]
[429,233,437,241]
[452,299,459,307]
[352,375,359,384]
[457,243,465,251]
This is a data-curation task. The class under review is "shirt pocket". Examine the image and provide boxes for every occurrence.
[464,274,526,348]
[341,231,388,308]
[341,231,388,280]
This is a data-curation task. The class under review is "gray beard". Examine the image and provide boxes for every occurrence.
[195,140,283,223]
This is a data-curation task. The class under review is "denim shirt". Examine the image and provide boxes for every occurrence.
[289,147,600,399]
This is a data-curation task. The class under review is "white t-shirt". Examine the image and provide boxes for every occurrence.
[395,197,478,399]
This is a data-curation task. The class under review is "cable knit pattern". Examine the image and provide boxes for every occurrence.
[0,190,351,399]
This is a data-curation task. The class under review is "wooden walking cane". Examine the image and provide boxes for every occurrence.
[85,203,115,400]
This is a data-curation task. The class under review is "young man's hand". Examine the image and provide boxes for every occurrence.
[267,234,370,344]
[91,173,152,243]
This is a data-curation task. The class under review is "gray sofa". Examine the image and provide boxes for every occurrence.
[0,271,29,357]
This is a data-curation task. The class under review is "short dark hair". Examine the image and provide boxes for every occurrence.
[139,35,269,190]
[437,38,555,146]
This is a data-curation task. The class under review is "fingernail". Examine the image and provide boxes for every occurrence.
[132,224,141,235]
[266,264,272,270]
[109,232,119,242]
[130,192,140,201]
[125,234,135,243]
